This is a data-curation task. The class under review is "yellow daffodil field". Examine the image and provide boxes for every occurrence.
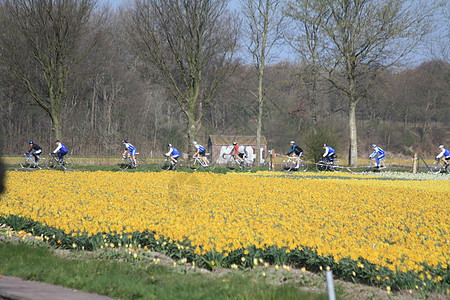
[1,170,449,292]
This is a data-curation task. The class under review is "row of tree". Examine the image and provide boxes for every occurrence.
[0,0,448,165]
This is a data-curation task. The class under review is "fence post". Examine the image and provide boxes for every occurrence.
[325,270,336,300]
[413,153,418,174]
[269,149,275,172]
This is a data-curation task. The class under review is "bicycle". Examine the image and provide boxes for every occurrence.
[222,153,253,172]
[117,153,145,170]
[430,159,449,174]
[188,154,215,170]
[47,153,73,170]
[364,157,390,172]
[20,154,47,169]
[159,156,185,171]
[281,156,308,172]
[315,158,344,172]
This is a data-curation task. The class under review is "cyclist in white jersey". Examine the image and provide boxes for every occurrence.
[193,141,208,166]
[122,140,137,166]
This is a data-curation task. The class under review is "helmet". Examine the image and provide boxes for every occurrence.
[168,144,172,147]
[122,140,127,143]
[232,142,237,145]
[56,140,60,143]
[193,141,198,145]
[29,141,34,144]
[372,144,377,148]
[323,144,327,147]
[290,141,295,144]
[439,145,444,148]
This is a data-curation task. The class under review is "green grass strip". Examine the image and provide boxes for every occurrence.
[0,241,329,300]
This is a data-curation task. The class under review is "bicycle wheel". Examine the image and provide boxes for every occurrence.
[243,159,253,172]
[281,159,294,172]
[159,159,171,171]
[329,160,344,172]
[380,161,390,171]
[188,159,199,170]
[47,156,58,169]
[62,157,73,169]
[133,158,145,170]
[175,159,185,171]
[118,158,130,170]
[429,162,443,174]
[36,157,47,169]
[227,158,239,171]
[316,161,328,172]
[207,160,216,170]
[297,160,308,172]
[20,157,34,169]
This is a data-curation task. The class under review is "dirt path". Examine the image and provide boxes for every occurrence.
[0,275,114,300]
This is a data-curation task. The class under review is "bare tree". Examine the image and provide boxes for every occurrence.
[242,0,285,166]
[287,0,441,166]
[127,0,238,147]
[0,0,102,140]
[285,0,328,133]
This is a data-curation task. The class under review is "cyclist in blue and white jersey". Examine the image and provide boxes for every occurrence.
[193,141,208,166]
[436,145,450,169]
[322,144,336,163]
[25,141,42,164]
[53,140,68,163]
[122,140,137,166]
[369,144,386,168]
[165,144,180,164]
[286,141,303,169]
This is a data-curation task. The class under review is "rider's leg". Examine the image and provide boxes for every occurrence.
[377,154,385,167]
[443,157,449,168]
[375,156,380,167]
[329,154,335,163]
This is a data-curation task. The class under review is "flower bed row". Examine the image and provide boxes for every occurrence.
[0,170,449,293]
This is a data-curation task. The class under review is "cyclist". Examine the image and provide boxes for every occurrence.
[232,142,245,165]
[193,141,208,166]
[25,141,43,165]
[322,144,336,163]
[436,145,450,169]
[369,144,386,168]
[165,144,181,165]
[122,140,137,166]
[52,140,68,163]
[286,141,303,169]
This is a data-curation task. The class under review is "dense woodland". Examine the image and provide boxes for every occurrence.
[0,0,448,161]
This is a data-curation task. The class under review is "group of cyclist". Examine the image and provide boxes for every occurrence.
[25,140,68,166]
[24,138,449,171]
[284,142,449,170]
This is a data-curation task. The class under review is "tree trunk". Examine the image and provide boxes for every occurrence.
[348,101,358,167]
[256,68,264,167]
[187,110,198,156]
[91,81,96,131]
[310,66,318,134]
[50,112,62,141]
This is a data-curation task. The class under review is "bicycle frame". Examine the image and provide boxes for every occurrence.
[367,157,387,169]
[192,156,209,167]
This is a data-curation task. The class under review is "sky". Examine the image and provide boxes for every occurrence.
[98,0,449,66]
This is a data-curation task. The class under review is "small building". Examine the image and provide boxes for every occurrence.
[208,135,267,164]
